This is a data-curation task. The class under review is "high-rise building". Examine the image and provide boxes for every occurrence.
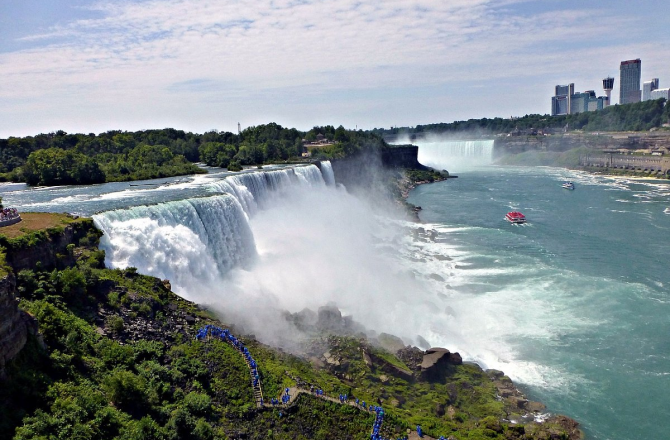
[643,78,660,101]
[571,91,607,114]
[619,59,641,104]
[650,88,670,101]
[551,83,574,116]
[602,77,614,107]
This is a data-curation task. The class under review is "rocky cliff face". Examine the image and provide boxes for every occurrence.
[494,132,670,157]
[0,221,92,378]
[0,274,31,379]
[330,146,428,196]
[2,222,94,272]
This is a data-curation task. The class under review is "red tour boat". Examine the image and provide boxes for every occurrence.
[505,211,526,224]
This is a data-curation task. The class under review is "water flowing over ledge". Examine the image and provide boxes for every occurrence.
[417,140,495,169]
[93,164,331,291]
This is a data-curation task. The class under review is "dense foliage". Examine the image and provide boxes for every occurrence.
[0,123,390,185]
[22,148,106,186]
[371,98,670,136]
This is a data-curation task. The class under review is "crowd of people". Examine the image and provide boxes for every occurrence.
[196,324,262,404]
[0,207,19,223]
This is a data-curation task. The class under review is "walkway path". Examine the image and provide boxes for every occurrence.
[197,325,445,440]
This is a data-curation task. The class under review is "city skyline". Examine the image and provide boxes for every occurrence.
[1,0,670,137]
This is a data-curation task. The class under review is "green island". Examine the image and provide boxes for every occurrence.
[0,212,582,439]
[0,125,387,186]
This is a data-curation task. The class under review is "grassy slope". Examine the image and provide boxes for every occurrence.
[0,212,83,239]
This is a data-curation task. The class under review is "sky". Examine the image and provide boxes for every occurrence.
[1,0,669,137]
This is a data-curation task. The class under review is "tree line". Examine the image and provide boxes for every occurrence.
[0,124,388,186]
[371,98,670,136]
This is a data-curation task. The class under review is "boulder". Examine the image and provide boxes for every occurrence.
[416,335,431,349]
[378,332,405,353]
[420,347,463,381]
[317,305,344,331]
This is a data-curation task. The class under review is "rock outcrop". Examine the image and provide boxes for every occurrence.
[2,221,95,272]
[420,347,463,381]
[0,274,38,379]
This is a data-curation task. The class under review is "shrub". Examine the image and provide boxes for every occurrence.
[105,315,125,334]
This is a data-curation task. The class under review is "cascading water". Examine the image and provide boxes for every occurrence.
[319,161,336,186]
[93,195,256,295]
[93,163,332,299]
[207,165,326,215]
[416,139,495,169]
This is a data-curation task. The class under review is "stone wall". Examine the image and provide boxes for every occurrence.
[495,132,670,157]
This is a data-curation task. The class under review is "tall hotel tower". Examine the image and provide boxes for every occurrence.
[619,59,641,104]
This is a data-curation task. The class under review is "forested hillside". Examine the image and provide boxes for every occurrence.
[372,98,670,136]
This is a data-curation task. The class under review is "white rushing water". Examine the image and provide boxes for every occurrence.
[416,139,495,169]
[93,165,332,303]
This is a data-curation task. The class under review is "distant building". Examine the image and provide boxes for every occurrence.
[620,59,642,104]
[650,88,670,100]
[602,77,614,107]
[551,83,574,116]
[571,90,607,114]
[552,83,608,116]
[643,78,660,101]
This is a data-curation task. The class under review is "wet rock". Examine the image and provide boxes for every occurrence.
[317,305,344,331]
[378,332,405,353]
[416,335,430,349]
[396,346,424,371]
[362,350,373,367]
[428,273,445,282]
[420,347,463,381]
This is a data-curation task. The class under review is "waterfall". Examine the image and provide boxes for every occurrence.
[417,140,495,169]
[319,161,336,186]
[93,195,256,295]
[93,164,334,297]
[207,164,327,215]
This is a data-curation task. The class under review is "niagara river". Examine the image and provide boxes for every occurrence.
[2,156,670,440]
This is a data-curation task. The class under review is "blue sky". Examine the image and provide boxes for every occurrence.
[1,0,669,137]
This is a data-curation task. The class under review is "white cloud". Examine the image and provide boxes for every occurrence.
[0,0,668,136]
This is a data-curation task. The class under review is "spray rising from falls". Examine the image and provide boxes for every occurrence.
[94,164,332,296]
[92,160,557,386]
[417,139,495,169]
[94,195,257,290]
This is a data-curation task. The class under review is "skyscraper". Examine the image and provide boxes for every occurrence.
[642,78,659,101]
[619,59,641,105]
[551,83,574,116]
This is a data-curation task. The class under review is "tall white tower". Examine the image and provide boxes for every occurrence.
[603,77,614,107]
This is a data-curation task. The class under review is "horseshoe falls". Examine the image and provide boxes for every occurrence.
[416,139,495,169]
